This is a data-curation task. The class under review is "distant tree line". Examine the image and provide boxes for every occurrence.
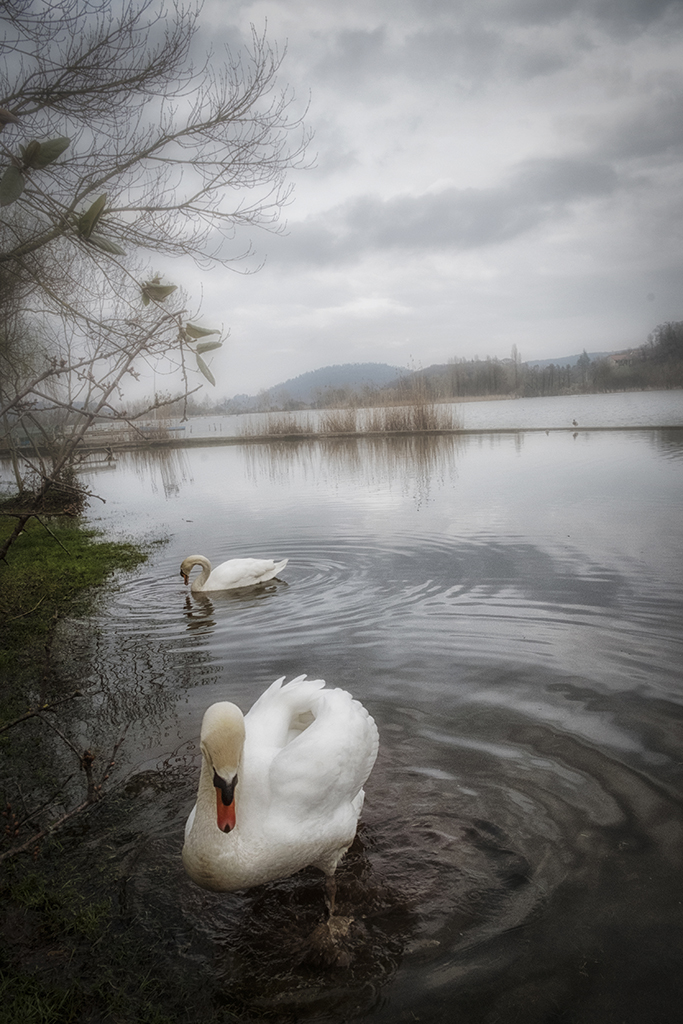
[341,321,682,407]
[284,321,683,410]
[138,321,683,417]
[406,322,683,402]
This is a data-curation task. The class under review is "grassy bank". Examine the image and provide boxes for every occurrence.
[0,515,148,718]
[0,513,169,1021]
[0,512,151,843]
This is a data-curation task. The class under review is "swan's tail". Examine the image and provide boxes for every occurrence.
[251,673,325,710]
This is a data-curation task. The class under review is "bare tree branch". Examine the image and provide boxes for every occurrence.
[1,1,309,556]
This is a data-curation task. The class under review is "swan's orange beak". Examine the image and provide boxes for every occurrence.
[216,788,236,833]
[181,571,189,585]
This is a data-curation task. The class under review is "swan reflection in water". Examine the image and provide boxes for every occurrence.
[183,575,286,631]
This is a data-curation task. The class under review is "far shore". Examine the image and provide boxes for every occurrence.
[13,421,676,462]
[2,389,680,462]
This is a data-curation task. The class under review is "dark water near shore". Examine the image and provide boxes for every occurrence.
[7,406,682,1022]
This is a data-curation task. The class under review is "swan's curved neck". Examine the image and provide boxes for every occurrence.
[190,556,212,591]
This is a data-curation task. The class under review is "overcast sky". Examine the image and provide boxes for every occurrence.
[177,0,683,396]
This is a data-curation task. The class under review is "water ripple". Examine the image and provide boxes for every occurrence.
[103,532,658,689]
[106,688,683,1022]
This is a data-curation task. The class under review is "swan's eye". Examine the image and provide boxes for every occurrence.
[213,770,237,806]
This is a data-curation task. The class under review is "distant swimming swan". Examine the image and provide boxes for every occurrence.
[179,554,288,592]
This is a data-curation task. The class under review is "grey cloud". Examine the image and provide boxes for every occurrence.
[345,189,538,249]
[312,26,387,82]
[580,0,683,34]
[312,22,559,91]
[477,0,682,34]
[404,21,611,88]
[593,90,683,161]
[309,0,681,100]
[280,157,618,264]
[509,158,618,201]
[407,24,599,86]
[515,46,574,79]
[400,26,507,85]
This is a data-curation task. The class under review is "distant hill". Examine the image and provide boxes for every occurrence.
[218,348,650,414]
[223,362,404,412]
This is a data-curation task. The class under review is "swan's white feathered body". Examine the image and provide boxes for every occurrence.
[180,554,288,592]
[182,675,379,892]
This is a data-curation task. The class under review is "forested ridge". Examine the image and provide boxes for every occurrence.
[212,321,683,414]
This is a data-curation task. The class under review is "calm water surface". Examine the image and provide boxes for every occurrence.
[60,416,683,1023]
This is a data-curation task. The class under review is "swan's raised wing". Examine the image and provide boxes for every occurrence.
[266,682,379,822]
[245,674,326,748]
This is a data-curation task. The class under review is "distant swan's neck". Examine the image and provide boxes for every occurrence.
[191,557,212,591]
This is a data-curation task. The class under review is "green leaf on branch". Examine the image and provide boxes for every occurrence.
[196,340,222,354]
[185,322,221,339]
[88,233,126,255]
[196,354,216,385]
[0,165,25,206]
[19,140,41,166]
[141,281,178,304]
[19,136,70,169]
[31,136,70,168]
[78,193,107,238]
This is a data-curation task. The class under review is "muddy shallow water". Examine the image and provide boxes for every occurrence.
[47,423,683,1021]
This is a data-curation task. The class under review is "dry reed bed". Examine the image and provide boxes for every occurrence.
[240,402,461,438]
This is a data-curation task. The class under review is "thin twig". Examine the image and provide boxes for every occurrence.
[17,775,77,829]
[14,780,30,820]
[3,594,46,622]
[0,799,92,865]
[36,713,83,760]
[0,690,83,734]
[35,515,71,554]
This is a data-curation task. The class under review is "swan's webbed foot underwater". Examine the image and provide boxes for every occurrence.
[305,918,355,968]
[325,874,337,916]
[303,875,355,968]
[325,875,354,943]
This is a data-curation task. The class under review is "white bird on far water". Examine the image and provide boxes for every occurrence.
[179,554,288,592]
[182,675,379,898]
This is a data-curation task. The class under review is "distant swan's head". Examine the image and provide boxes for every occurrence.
[200,702,246,833]
[180,554,207,586]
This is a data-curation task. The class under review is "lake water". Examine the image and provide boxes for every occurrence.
[5,393,683,1022]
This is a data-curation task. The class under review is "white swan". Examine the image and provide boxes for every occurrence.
[182,675,379,892]
[180,554,288,592]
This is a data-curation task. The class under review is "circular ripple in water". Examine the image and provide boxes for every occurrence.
[101,531,647,673]
[105,690,683,1024]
